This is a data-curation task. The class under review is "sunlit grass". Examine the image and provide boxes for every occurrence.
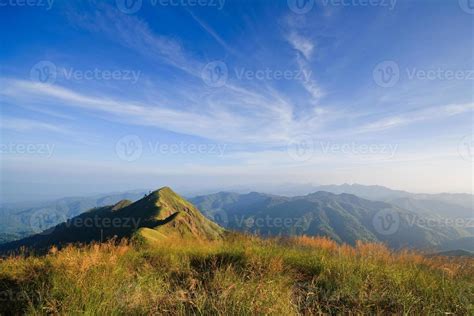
[1,234,472,314]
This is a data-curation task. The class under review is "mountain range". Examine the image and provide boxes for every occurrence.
[0,187,223,254]
[190,191,472,250]
[0,184,472,253]
[313,184,473,221]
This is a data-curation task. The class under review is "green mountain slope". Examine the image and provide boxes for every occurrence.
[0,191,147,243]
[0,187,223,254]
[190,191,469,250]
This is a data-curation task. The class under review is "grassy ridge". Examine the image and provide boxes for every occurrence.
[1,234,472,315]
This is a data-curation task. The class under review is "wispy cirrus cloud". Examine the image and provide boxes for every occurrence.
[286,32,314,60]
[0,78,297,144]
[187,10,242,58]
[356,103,474,133]
[69,4,200,77]
[284,17,324,103]
[0,116,68,133]
[295,53,324,102]
[5,77,470,149]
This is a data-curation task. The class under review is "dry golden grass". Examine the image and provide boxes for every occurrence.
[289,235,339,252]
[1,234,472,315]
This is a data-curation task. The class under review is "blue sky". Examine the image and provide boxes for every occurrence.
[0,0,473,201]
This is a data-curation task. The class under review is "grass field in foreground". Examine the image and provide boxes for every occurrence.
[1,234,472,315]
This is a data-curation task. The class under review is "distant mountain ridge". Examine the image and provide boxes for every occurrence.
[0,187,224,254]
[190,190,472,250]
[311,184,473,233]
[0,190,147,243]
[314,183,473,213]
[434,249,474,258]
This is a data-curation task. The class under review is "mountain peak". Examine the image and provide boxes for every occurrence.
[153,186,175,195]
[124,186,224,243]
[0,186,224,254]
[142,187,181,204]
[155,186,182,200]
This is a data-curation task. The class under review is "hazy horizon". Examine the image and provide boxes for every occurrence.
[1,180,472,205]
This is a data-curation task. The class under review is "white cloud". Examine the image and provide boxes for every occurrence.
[284,21,324,103]
[0,116,68,133]
[357,103,474,133]
[295,53,324,102]
[287,32,314,60]
[0,79,296,144]
[70,5,200,77]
